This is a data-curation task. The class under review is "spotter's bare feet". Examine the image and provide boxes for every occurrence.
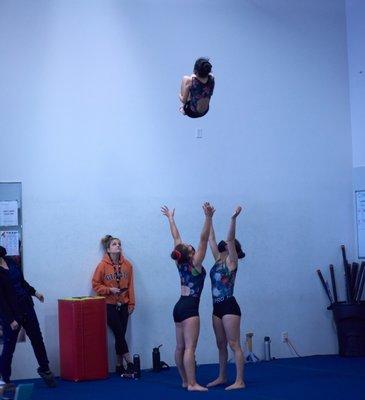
[207,377,227,387]
[225,381,246,390]
[188,383,208,392]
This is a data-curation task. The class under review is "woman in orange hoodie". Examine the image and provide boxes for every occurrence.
[92,235,135,375]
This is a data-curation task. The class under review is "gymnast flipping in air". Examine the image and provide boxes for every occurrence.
[179,57,215,118]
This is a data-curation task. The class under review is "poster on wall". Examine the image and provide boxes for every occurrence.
[0,231,19,256]
[356,190,365,259]
[0,200,18,226]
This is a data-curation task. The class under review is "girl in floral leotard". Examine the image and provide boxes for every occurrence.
[207,206,246,391]
[161,203,215,392]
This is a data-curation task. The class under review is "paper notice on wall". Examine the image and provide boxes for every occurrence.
[0,201,18,226]
[0,231,19,256]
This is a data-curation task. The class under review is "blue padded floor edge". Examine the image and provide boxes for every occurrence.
[13,355,365,400]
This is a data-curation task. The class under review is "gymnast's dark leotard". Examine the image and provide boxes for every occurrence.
[183,75,215,118]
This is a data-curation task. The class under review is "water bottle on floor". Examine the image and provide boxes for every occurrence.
[133,354,141,379]
[264,336,271,361]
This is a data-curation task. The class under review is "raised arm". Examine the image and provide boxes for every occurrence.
[209,224,220,261]
[193,202,215,270]
[161,206,182,247]
[226,206,242,270]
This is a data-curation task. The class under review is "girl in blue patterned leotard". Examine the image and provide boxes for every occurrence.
[210,260,237,301]
[179,57,215,118]
[207,206,246,391]
[177,261,206,298]
[162,203,214,392]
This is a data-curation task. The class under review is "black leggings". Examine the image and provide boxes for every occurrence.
[106,304,129,356]
[0,304,49,382]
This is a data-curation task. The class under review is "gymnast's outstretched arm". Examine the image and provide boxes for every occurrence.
[161,205,182,247]
[226,206,242,269]
[209,223,220,262]
[193,202,215,270]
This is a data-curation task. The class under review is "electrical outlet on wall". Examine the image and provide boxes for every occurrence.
[281,332,288,343]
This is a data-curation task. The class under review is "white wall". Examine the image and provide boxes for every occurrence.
[345,0,365,257]
[0,0,355,379]
[346,0,365,168]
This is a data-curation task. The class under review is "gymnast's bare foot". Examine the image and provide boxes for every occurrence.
[225,381,246,390]
[188,383,208,392]
[182,381,188,388]
[207,377,227,387]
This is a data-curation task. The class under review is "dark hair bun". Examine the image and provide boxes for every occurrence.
[238,250,245,259]
[201,61,212,74]
[171,250,182,261]
[234,239,245,259]
[194,57,212,78]
[101,235,113,249]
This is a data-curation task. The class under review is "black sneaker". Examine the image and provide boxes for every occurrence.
[115,365,125,375]
[37,368,57,388]
[120,372,134,379]
[126,362,134,374]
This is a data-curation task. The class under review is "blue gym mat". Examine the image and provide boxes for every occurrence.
[13,355,365,400]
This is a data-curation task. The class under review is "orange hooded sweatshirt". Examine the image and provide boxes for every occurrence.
[92,253,135,307]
